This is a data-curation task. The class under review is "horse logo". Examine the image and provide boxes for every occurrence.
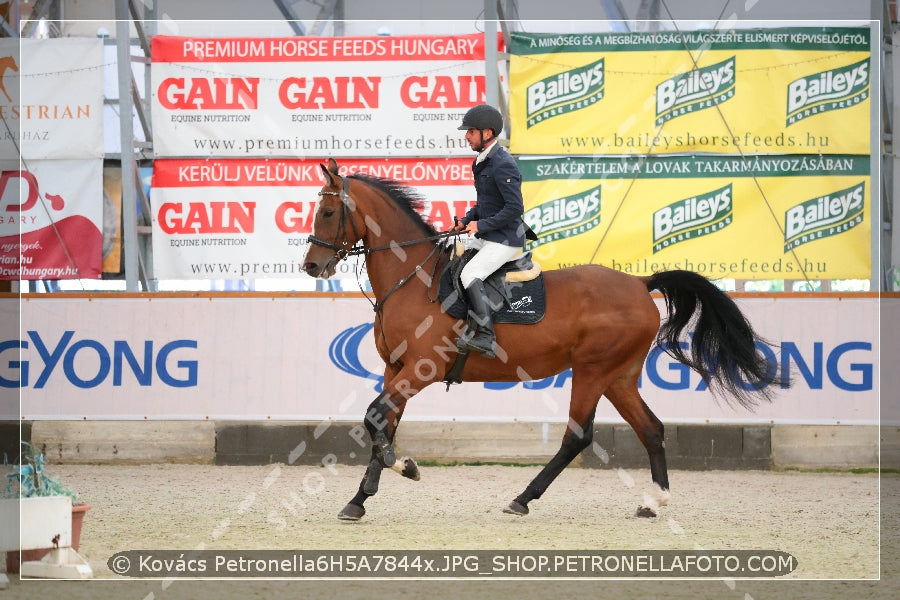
[0,55,18,103]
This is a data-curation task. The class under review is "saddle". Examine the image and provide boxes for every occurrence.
[437,245,547,325]
[437,245,547,389]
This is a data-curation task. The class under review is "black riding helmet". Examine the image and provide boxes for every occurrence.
[457,104,503,136]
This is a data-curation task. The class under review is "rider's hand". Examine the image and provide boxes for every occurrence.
[463,221,479,236]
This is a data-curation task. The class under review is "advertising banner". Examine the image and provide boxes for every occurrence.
[150,157,475,279]
[13,38,104,160]
[0,159,103,280]
[507,27,871,156]
[519,154,871,280]
[0,38,105,280]
[9,295,877,425]
[0,39,19,161]
[150,34,498,158]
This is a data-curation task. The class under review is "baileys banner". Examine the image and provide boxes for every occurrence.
[519,155,871,280]
[508,28,871,156]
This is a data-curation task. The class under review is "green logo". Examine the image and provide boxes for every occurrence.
[526,58,605,128]
[655,57,736,127]
[652,184,732,253]
[786,58,869,126]
[523,185,601,249]
[784,182,865,251]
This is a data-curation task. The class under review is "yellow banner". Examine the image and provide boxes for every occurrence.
[519,155,871,280]
[509,28,871,156]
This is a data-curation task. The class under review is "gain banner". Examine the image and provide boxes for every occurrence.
[150,157,475,279]
[519,154,870,280]
[508,27,871,156]
[151,34,497,158]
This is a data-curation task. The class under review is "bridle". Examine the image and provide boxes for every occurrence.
[307,176,362,265]
[306,175,460,313]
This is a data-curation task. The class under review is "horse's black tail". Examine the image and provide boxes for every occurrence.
[646,270,786,409]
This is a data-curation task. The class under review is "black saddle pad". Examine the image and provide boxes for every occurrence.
[438,250,546,325]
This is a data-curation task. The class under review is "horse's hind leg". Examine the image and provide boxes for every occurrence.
[504,368,603,516]
[604,365,670,518]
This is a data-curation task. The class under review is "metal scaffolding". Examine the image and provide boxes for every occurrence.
[3,0,896,292]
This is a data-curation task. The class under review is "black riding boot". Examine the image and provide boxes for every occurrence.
[456,278,496,358]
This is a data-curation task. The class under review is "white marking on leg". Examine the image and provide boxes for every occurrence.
[652,483,670,507]
[390,457,409,475]
[641,491,660,514]
[641,483,671,513]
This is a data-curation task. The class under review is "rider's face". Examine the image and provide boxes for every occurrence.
[464,127,484,151]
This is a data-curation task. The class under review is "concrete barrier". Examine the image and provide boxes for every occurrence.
[29,421,215,464]
[394,421,570,464]
[772,425,879,469]
[882,425,900,469]
[214,421,369,466]
[14,421,889,471]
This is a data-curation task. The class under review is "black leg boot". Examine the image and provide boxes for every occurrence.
[456,278,496,358]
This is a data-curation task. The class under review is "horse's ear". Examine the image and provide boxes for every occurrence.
[320,159,341,187]
[327,158,340,175]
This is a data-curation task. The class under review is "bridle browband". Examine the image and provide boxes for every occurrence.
[307,175,459,313]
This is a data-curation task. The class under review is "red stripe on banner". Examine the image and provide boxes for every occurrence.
[152,158,475,188]
[151,33,501,63]
[1,216,102,280]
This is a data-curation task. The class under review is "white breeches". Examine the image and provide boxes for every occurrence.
[460,239,522,289]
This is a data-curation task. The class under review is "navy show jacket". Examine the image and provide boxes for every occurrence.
[460,142,528,247]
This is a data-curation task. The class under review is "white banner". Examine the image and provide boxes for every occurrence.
[0,159,103,279]
[150,157,475,279]
[7,295,880,425]
[10,38,104,160]
[150,34,496,157]
[0,38,104,280]
[0,40,19,161]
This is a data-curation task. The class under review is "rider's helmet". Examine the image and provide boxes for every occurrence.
[457,104,504,136]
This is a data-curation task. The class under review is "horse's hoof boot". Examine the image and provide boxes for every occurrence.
[373,433,396,468]
[363,465,382,495]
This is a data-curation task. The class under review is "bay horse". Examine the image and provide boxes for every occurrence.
[302,158,783,521]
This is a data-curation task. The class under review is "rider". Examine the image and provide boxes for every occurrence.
[452,104,529,359]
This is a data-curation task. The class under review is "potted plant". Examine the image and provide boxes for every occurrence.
[2,442,91,575]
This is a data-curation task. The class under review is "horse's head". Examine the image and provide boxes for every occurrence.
[302,158,362,278]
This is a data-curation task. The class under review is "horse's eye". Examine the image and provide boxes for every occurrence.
[323,207,336,218]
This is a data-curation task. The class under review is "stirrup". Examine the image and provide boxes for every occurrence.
[457,331,496,359]
[455,326,475,352]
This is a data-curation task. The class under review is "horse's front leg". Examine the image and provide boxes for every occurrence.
[338,389,421,521]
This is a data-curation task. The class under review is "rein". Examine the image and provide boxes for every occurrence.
[307,177,460,313]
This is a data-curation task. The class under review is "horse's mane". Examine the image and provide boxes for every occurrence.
[350,173,438,237]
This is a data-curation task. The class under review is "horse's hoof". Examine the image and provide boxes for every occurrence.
[392,456,420,481]
[338,503,366,521]
[635,505,657,518]
[503,500,529,516]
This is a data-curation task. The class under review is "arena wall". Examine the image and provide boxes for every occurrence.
[3,293,894,470]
